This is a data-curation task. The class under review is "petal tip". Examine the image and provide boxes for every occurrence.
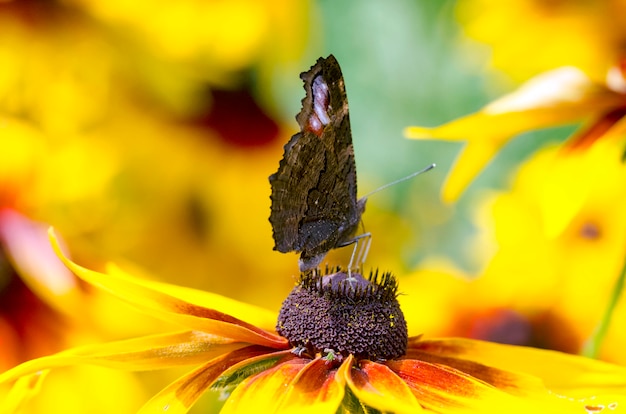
[404,126,434,139]
[47,227,72,269]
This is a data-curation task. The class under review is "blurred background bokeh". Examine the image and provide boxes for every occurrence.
[2,0,626,412]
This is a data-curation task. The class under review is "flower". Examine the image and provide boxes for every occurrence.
[455,0,626,82]
[0,1,304,309]
[0,211,151,413]
[454,142,626,361]
[0,0,311,121]
[2,230,626,413]
[405,63,626,206]
[0,111,158,414]
[403,2,626,371]
[393,140,626,363]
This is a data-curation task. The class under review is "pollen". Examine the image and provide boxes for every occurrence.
[276,267,408,361]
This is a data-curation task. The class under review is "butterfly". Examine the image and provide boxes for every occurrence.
[269,55,368,272]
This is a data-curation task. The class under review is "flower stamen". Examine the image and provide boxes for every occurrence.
[276,267,408,362]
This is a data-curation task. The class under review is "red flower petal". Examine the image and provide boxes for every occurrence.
[280,357,346,412]
[403,348,546,396]
[565,108,626,152]
[387,358,518,411]
[220,357,310,413]
[412,338,626,396]
[138,345,278,413]
[346,360,423,413]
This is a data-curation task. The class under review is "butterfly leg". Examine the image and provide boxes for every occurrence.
[344,232,371,283]
[354,232,372,268]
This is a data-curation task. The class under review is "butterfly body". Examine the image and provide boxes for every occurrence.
[269,55,366,271]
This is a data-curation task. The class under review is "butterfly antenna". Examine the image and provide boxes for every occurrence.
[362,163,436,199]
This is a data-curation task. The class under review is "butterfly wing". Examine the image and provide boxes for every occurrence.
[269,55,365,268]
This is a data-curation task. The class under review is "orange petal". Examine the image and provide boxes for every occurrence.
[386,358,579,413]
[413,338,626,397]
[345,359,423,413]
[138,346,283,414]
[220,357,310,414]
[279,357,346,413]
[565,108,626,152]
[387,358,500,410]
[403,348,545,397]
[49,229,288,348]
[0,331,246,384]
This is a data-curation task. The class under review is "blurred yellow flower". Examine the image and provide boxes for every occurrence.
[0,0,312,119]
[440,142,626,363]
[0,209,152,413]
[456,0,626,81]
[0,0,312,310]
[2,231,626,413]
[66,0,312,85]
[405,64,626,205]
[0,116,176,414]
[403,1,626,367]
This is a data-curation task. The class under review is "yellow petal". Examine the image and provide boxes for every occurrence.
[0,331,244,384]
[403,348,546,397]
[542,122,626,237]
[442,140,499,203]
[279,357,347,413]
[137,345,282,414]
[405,67,624,202]
[49,229,288,348]
[210,349,294,393]
[578,395,624,413]
[220,357,310,414]
[345,360,423,413]
[413,338,626,398]
[0,210,83,316]
[107,263,278,332]
[0,372,48,414]
[387,358,580,413]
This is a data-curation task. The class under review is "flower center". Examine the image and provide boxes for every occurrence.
[579,221,601,240]
[276,268,408,362]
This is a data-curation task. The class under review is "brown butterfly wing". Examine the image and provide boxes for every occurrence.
[269,55,366,269]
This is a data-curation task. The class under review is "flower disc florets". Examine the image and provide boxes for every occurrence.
[276,267,408,362]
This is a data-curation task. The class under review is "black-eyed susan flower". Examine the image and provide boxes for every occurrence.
[404,1,626,373]
[0,118,167,412]
[394,138,626,363]
[460,143,626,360]
[2,230,626,413]
[405,62,626,205]
[0,210,151,413]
